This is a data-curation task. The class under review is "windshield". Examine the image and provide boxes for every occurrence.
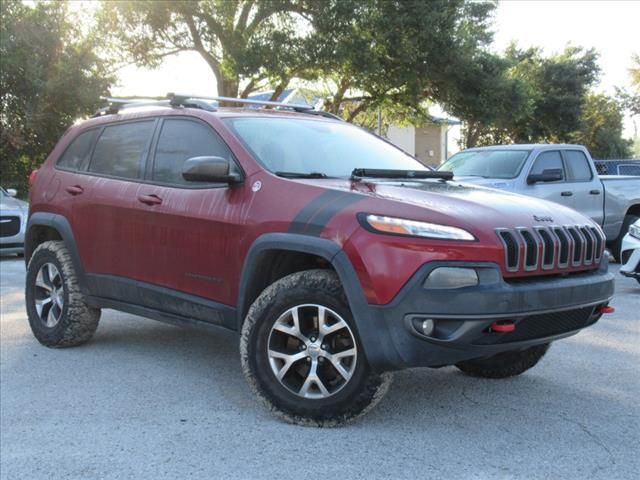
[438,149,531,179]
[224,117,427,177]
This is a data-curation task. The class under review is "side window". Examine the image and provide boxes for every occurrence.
[530,151,564,180]
[56,129,98,171]
[152,119,234,185]
[564,150,593,181]
[89,121,155,179]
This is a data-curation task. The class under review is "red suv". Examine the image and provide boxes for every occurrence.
[25,95,614,425]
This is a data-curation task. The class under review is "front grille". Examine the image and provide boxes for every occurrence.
[0,216,21,237]
[473,306,597,345]
[497,224,605,274]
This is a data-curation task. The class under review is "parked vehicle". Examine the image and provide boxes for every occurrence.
[594,159,640,176]
[0,187,28,256]
[25,95,614,425]
[620,219,640,284]
[438,145,640,260]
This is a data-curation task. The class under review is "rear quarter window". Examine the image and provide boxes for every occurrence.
[56,129,98,171]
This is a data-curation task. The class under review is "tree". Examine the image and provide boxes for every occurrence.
[311,0,497,121]
[100,0,319,99]
[0,0,113,196]
[446,45,601,148]
[570,93,631,159]
[100,0,497,115]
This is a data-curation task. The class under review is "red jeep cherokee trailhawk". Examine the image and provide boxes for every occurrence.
[25,95,614,425]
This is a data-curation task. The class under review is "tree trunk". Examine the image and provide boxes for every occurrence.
[464,122,480,148]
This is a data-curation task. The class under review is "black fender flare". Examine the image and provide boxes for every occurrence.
[237,233,398,371]
[26,212,88,293]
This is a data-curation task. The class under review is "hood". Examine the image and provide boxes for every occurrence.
[0,195,28,211]
[297,178,593,234]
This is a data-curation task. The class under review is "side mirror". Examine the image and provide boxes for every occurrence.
[527,168,563,185]
[181,156,241,183]
[6,188,17,197]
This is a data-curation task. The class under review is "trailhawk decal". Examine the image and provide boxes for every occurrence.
[288,190,364,236]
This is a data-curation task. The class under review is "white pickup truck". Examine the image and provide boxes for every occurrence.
[438,144,640,259]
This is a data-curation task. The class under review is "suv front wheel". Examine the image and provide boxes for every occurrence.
[240,269,392,426]
[25,241,100,347]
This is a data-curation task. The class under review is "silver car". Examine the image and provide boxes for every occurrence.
[0,187,28,256]
[620,219,640,284]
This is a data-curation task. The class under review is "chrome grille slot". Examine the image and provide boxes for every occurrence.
[566,227,584,265]
[589,226,604,262]
[580,227,595,264]
[496,224,602,275]
[553,227,570,267]
[536,228,555,269]
[519,229,539,270]
[497,230,519,272]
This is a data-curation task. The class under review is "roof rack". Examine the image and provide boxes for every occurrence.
[93,93,342,120]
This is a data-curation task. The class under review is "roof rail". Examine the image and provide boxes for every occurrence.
[93,93,342,120]
[168,93,315,111]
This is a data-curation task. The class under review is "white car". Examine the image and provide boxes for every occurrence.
[0,187,28,256]
[620,219,640,284]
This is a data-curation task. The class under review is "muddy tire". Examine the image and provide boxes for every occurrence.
[456,344,550,379]
[240,269,392,427]
[25,241,100,347]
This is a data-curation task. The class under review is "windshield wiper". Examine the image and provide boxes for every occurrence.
[351,168,453,181]
[275,171,329,179]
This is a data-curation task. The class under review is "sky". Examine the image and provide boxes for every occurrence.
[112,0,640,135]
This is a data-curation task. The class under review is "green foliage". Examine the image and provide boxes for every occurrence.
[99,0,319,98]
[0,0,113,196]
[447,45,610,149]
[571,93,631,159]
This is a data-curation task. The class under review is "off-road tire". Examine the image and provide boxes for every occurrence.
[455,344,550,379]
[240,269,392,427]
[612,214,639,262]
[25,241,100,347]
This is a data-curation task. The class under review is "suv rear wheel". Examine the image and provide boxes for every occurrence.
[25,241,100,347]
[240,269,392,426]
[455,344,550,379]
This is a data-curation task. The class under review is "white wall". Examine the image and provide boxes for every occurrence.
[386,125,415,156]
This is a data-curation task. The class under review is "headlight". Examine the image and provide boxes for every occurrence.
[630,223,640,240]
[362,214,475,241]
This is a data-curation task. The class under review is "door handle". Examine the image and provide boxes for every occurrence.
[137,194,162,206]
[589,189,601,195]
[560,191,573,197]
[65,185,84,196]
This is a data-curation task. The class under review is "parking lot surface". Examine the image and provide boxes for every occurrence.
[1,257,639,480]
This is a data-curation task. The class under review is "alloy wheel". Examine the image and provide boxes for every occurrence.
[33,263,64,328]
[267,304,357,399]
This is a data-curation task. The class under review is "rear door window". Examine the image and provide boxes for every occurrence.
[564,150,593,181]
[530,151,564,180]
[89,121,155,179]
[151,119,235,185]
[56,129,98,171]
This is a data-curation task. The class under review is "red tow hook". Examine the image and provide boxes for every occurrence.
[490,321,516,333]
[598,305,615,314]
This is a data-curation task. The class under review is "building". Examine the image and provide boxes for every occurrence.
[386,117,461,168]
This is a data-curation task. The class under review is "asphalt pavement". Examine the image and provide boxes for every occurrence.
[1,257,638,480]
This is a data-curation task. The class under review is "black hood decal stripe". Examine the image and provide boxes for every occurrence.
[289,190,363,236]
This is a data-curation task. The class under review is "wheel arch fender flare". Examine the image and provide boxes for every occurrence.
[26,212,87,292]
[237,233,395,371]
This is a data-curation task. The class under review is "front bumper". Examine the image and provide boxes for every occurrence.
[365,259,614,371]
[0,211,26,255]
[620,234,640,278]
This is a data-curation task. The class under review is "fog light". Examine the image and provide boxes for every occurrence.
[424,267,479,289]
[421,319,435,336]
